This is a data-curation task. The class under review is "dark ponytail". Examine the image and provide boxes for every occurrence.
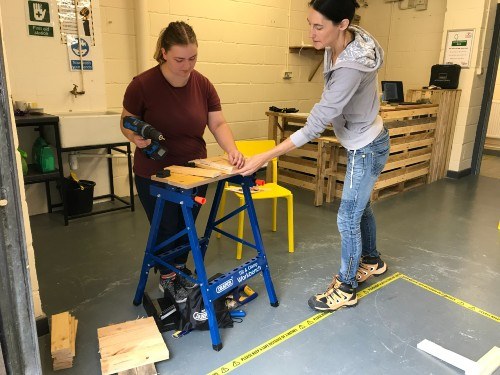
[308,0,359,25]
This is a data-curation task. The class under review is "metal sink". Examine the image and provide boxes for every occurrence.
[56,111,125,148]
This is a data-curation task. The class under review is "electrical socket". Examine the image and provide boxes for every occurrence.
[415,0,428,10]
[283,71,292,80]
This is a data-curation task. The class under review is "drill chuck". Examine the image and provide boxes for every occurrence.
[123,116,165,142]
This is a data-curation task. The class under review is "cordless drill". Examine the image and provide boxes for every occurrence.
[123,116,167,160]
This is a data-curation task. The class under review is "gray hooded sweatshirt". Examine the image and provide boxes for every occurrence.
[290,25,385,151]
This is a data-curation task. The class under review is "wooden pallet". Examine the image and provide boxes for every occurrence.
[325,107,438,202]
[97,317,169,375]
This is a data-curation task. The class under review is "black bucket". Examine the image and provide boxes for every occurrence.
[61,178,96,216]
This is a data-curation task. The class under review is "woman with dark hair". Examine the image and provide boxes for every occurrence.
[237,0,389,312]
[120,21,244,303]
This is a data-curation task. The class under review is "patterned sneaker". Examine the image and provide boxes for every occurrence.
[176,266,197,290]
[159,276,189,303]
[308,276,357,311]
[356,256,387,283]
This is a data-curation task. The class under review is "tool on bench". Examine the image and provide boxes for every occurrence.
[123,116,167,160]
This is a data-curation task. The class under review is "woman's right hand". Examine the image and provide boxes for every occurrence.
[130,134,152,149]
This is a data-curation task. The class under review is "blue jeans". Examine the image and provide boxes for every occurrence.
[337,127,390,288]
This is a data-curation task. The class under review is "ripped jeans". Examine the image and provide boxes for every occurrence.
[337,127,389,288]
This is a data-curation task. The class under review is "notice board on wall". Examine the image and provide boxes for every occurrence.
[443,29,475,68]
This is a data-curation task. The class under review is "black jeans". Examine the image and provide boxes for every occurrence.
[135,175,208,273]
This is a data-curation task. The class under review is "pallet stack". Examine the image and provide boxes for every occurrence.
[98,317,169,375]
[325,106,439,201]
[51,311,78,370]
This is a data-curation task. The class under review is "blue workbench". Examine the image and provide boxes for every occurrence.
[133,169,279,350]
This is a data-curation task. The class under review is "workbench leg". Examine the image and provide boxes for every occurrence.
[202,180,225,257]
[242,184,279,306]
[181,203,222,351]
[133,198,165,306]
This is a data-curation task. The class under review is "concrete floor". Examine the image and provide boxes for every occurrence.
[32,175,500,374]
[480,153,500,179]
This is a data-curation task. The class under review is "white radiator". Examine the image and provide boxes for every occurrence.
[487,100,500,138]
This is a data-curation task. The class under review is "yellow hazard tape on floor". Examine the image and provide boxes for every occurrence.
[207,273,402,375]
[400,274,500,323]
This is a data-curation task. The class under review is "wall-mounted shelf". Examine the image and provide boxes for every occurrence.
[288,46,325,81]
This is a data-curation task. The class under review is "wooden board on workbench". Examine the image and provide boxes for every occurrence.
[166,165,221,178]
[192,156,234,173]
[97,317,169,375]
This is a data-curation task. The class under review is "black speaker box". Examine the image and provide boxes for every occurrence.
[429,64,461,89]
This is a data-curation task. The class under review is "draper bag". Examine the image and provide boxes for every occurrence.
[179,284,233,331]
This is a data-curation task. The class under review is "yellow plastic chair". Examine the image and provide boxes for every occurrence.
[217,140,294,259]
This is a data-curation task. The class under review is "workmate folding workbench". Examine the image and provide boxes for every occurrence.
[132,166,279,350]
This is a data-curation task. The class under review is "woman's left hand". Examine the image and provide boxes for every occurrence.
[235,153,269,176]
[228,149,245,169]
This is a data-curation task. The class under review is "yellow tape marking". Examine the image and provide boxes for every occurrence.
[207,273,403,375]
[400,274,500,323]
[208,272,499,374]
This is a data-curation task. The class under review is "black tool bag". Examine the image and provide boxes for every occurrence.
[429,64,461,89]
[179,277,233,332]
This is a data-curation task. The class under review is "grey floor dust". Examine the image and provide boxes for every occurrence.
[32,175,500,374]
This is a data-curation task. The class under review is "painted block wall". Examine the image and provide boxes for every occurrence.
[442,0,498,171]
[100,0,322,159]
[357,0,447,92]
[0,8,43,318]
[0,0,118,216]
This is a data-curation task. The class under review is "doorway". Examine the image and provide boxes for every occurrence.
[472,3,500,178]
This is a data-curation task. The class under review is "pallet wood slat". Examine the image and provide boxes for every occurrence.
[118,363,158,375]
[51,312,78,371]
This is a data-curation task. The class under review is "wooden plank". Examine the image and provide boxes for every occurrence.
[98,318,156,339]
[51,312,71,354]
[374,166,429,190]
[384,153,431,172]
[279,170,316,191]
[386,120,437,136]
[166,165,221,178]
[380,106,438,120]
[192,156,234,173]
[279,157,317,175]
[98,317,169,375]
[118,363,158,375]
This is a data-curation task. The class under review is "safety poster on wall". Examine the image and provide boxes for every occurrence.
[443,29,475,68]
[57,0,95,71]
[26,0,54,37]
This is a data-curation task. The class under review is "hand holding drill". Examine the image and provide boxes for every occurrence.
[123,116,168,160]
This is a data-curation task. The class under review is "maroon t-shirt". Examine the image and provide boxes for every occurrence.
[123,66,222,178]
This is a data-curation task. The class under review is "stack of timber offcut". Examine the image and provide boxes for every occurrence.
[51,311,78,370]
[97,317,169,375]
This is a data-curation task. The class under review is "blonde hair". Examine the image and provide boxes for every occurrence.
[153,21,198,64]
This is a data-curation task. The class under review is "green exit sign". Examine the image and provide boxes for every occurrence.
[451,40,467,46]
